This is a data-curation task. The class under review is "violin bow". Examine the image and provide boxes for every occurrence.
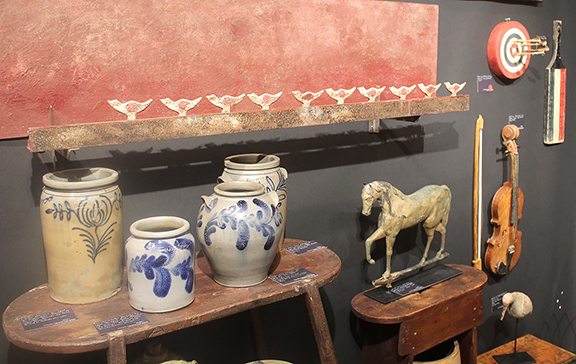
[473,115,484,269]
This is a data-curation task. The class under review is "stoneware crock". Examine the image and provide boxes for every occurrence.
[40,167,123,304]
[126,216,195,313]
[218,154,288,250]
[196,181,283,287]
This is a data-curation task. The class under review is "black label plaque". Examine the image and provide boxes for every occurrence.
[93,312,150,335]
[20,308,77,331]
[270,268,317,285]
[285,240,326,255]
[477,75,494,92]
[364,264,463,305]
[494,352,536,364]
[491,292,507,313]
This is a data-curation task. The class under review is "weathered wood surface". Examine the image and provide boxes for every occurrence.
[352,264,486,324]
[398,289,482,356]
[3,239,341,358]
[477,334,576,364]
[27,95,469,152]
[2,0,439,139]
[352,264,487,364]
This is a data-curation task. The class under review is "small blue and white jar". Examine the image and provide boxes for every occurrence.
[196,181,283,287]
[126,216,195,313]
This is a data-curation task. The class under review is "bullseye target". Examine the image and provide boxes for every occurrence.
[487,20,531,79]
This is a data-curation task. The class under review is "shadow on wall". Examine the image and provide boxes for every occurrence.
[539,310,576,352]
[29,119,459,203]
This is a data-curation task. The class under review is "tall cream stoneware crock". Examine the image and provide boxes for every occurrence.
[218,154,288,251]
[40,167,123,304]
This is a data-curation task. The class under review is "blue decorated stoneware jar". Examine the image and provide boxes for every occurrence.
[126,216,195,313]
[40,167,123,304]
[196,181,283,287]
[218,154,288,251]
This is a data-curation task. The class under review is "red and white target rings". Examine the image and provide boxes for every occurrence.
[487,20,531,79]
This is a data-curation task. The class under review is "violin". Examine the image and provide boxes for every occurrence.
[485,124,524,275]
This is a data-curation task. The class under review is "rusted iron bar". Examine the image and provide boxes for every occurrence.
[28,95,469,152]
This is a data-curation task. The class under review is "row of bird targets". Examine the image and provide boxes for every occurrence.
[107,81,466,120]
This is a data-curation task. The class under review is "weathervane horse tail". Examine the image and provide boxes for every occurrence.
[361,181,452,287]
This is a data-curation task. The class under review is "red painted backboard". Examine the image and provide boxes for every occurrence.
[0,0,438,139]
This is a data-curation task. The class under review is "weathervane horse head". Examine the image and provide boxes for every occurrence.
[361,181,452,287]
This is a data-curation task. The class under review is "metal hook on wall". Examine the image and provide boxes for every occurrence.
[49,106,75,170]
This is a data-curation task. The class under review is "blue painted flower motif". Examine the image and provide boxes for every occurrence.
[129,239,195,298]
[174,238,194,251]
[171,257,194,293]
[44,193,122,263]
[265,170,288,206]
[201,197,282,251]
[197,197,218,229]
[130,253,172,298]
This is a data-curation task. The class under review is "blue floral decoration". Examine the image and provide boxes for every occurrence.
[202,198,282,251]
[129,239,194,298]
[197,197,218,229]
[171,257,194,293]
[264,170,288,209]
[43,193,122,263]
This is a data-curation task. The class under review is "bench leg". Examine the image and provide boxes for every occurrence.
[304,288,338,364]
[107,331,127,364]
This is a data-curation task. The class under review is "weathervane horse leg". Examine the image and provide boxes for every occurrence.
[436,223,448,258]
[383,234,398,283]
[365,227,386,265]
[420,227,436,265]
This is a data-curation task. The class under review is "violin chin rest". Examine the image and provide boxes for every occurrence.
[496,262,508,276]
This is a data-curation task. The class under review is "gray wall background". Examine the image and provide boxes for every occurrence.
[1,0,575,363]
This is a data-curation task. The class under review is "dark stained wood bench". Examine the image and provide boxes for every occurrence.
[3,238,341,364]
[352,264,487,364]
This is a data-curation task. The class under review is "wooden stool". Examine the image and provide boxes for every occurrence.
[351,264,487,364]
[478,334,576,364]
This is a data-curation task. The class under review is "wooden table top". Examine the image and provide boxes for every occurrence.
[478,335,576,364]
[3,238,341,354]
[351,264,487,324]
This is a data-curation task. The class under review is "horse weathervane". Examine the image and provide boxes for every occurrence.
[361,181,452,288]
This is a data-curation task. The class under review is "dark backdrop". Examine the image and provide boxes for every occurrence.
[1,0,575,363]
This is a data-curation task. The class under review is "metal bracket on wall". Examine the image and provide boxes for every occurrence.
[368,119,380,133]
[368,95,381,133]
[28,95,469,152]
[47,106,77,169]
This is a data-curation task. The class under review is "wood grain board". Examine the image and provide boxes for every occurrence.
[2,239,341,355]
[0,0,439,139]
[478,335,575,364]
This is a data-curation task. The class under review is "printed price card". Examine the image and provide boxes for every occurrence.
[285,240,326,255]
[390,281,425,297]
[508,114,525,130]
[477,75,494,92]
[93,312,150,335]
[20,308,78,331]
[270,268,317,286]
